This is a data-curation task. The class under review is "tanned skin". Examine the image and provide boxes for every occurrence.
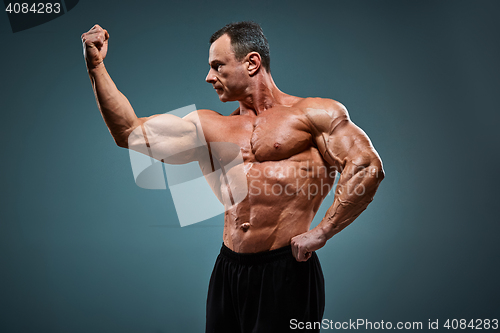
[82,25,384,261]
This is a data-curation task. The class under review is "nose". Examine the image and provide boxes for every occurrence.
[206,70,217,84]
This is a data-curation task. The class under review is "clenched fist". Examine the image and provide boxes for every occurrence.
[291,227,327,262]
[81,24,109,69]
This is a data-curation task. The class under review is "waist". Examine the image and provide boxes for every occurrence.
[219,242,293,264]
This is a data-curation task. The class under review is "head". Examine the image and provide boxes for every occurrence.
[206,21,271,102]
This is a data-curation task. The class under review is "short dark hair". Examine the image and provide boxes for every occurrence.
[210,21,271,72]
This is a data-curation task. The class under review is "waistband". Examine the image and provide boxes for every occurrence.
[219,243,293,265]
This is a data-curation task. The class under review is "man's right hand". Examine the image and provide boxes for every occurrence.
[81,24,109,70]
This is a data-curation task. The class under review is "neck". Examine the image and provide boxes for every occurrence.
[238,71,286,116]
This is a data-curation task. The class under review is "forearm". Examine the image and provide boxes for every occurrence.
[316,158,385,239]
[88,63,140,147]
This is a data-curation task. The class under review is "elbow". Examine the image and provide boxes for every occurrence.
[114,125,138,149]
[116,141,128,149]
[371,156,385,183]
[116,121,143,149]
[352,153,385,182]
[114,136,129,149]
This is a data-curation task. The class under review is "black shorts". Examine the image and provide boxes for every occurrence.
[206,243,325,333]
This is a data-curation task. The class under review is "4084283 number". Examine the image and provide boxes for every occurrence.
[443,319,499,330]
[5,3,61,14]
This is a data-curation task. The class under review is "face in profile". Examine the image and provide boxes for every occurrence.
[205,34,249,102]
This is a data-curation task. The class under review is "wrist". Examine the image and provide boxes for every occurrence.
[315,222,336,241]
[311,225,329,243]
[87,62,105,75]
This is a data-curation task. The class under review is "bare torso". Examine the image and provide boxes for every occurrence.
[82,23,384,260]
[196,97,338,253]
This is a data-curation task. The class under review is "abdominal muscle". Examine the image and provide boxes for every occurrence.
[220,154,337,253]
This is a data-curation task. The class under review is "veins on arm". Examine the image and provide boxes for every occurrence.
[308,100,385,239]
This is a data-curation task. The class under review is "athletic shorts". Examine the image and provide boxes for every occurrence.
[206,243,325,333]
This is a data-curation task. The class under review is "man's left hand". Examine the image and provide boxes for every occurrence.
[291,228,327,262]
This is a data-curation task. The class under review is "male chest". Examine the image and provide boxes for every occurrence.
[204,107,314,164]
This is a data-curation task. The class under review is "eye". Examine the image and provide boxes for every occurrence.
[211,63,223,71]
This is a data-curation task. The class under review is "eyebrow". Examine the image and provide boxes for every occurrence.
[209,59,223,67]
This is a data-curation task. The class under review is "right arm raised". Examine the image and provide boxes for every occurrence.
[82,25,200,162]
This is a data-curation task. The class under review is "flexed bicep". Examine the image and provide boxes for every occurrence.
[127,112,203,164]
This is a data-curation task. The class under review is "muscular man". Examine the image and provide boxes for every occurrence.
[82,21,384,333]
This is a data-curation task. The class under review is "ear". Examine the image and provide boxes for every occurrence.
[246,52,262,75]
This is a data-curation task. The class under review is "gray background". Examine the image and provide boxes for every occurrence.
[1,0,499,332]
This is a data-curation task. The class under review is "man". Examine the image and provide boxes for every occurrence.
[82,21,384,332]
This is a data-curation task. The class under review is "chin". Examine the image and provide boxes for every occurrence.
[216,89,237,103]
[218,94,231,103]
